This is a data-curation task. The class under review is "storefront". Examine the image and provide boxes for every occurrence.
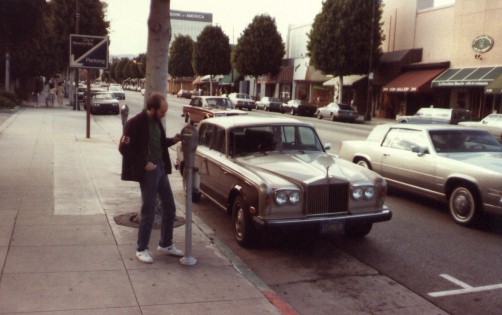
[431,66,502,119]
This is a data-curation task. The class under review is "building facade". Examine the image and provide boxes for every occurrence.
[377,0,502,119]
[169,10,212,94]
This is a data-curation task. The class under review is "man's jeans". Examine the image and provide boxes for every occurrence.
[137,162,175,252]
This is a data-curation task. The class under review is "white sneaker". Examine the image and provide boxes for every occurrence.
[136,249,153,264]
[157,244,184,257]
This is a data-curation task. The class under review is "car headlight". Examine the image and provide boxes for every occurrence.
[273,189,301,206]
[351,185,376,201]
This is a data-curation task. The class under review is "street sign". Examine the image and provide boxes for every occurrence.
[69,34,109,69]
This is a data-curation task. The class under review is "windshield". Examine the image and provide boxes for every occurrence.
[236,94,250,99]
[430,130,502,153]
[109,86,123,91]
[229,125,323,156]
[92,93,114,100]
[269,97,281,102]
[206,98,234,109]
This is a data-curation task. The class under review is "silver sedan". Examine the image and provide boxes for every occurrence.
[338,124,502,226]
[459,113,502,142]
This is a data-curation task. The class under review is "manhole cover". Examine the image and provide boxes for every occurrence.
[114,212,185,229]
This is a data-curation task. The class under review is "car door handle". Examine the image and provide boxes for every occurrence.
[383,153,390,157]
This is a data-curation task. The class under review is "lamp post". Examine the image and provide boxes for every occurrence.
[364,0,376,121]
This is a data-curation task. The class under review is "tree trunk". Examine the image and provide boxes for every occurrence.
[145,0,171,104]
[209,75,213,96]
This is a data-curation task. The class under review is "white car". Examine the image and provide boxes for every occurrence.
[459,113,502,142]
[227,93,255,111]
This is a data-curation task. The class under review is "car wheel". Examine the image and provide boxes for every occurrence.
[331,113,336,121]
[182,167,201,203]
[355,158,372,170]
[317,111,322,119]
[344,222,372,238]
[449,185,480,226]
[232,195,257,247]
[264,106,268,111]
[248,108,252,111]
[290,109,295,115]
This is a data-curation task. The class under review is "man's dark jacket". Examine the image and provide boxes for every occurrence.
[119,110,176,182]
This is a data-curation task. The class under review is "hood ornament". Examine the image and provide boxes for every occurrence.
[325,165,330,179]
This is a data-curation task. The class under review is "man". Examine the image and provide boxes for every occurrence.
[119,93,183,264]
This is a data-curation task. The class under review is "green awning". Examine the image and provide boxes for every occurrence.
[485,74,502,94]
[220,69,240,84]
[432,66,502,87]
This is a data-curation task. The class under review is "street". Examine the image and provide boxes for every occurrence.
[95,91,502,315]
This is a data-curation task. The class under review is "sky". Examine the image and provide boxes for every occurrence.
[103,0,325,56]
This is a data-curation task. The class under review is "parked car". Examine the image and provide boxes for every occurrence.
[108,85,125,100]
[338,123,502,226]
[88,92,120,115]
[182,96,247,125]
[177,89,192,99]
[255,97,284,113]
[227,93,255,111]
[459,113,502,142]
[175,116,392,247]
[396,107,471,124]
[284,99,317,117]
[316,102,358,122]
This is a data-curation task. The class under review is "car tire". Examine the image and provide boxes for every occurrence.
[355,158,372,170]
[317,112,322,119]
[232,195,257,247]
[331,113,336,121]
[449,185,480,226]
[290,109,295,115]
[264,106,268,111]
[344,222,372,238]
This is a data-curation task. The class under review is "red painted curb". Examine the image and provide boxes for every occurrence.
[262,289,300,315]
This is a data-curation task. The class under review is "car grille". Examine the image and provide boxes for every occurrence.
[305,182,349,214]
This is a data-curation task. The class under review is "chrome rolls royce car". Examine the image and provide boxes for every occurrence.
[175,116,391,247]
[338,124,502,226]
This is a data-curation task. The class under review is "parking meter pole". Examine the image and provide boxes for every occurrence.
[180,125,198,266]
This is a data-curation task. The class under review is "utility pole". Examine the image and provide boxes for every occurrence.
[73,0,80,110]
[364,0,376,121]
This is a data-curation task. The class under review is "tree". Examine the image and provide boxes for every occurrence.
[307,0,383,107]
[192,25,231,95]
[0,0,56,93]
[115,58,129,83]
[168,35,195,90]
[232,14,285,98]
[144,0,171,101]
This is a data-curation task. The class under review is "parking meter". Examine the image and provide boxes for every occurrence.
[120,104,129,130]
[180,124,198,266]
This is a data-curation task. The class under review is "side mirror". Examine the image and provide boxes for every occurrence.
[411,145,428,156]
[323,143,331,150]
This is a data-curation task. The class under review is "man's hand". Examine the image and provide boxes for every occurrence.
[144,162,157,171]
[172,133,181,143]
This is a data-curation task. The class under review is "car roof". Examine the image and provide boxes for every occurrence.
[379,123,483,132]
[194,96,229,99]
[199,115,309,129]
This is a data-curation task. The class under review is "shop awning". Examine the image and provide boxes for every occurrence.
[323,75,366,87]
[382,68,445,93]
[275,65,293,84]
[485,74,502,94]
[431,66,502,87]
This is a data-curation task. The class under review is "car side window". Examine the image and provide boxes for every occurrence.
[211,127,226,153]
[199,124,214,148]
[383,129,428,152]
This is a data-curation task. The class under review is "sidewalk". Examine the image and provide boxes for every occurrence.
[0,105,284,314]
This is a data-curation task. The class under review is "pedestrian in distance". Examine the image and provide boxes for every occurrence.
[118,92,184,264]
[56,81,65,107]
